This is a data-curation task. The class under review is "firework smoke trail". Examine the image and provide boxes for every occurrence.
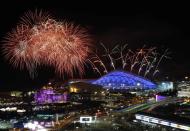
[138,47,156,75]
[122,49,134,70]
[144,49,158,77]
[2,10,92,78]
[101,43,116,70]
[122,51,129,69]
[153,49,170,77]
[90,53,108,74]
[130,46,146,72]
[115,44,128,69]
[86,59,102,76]
[130,52,138,72]
[127,49,135,72]
[138,51,150,75]
[144,56,157,77]
[138,56,148,75]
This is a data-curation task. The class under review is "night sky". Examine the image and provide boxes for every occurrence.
[0,1,189,90]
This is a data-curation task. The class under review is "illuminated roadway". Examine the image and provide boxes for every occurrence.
[52,114,78,130]
[116,97,183,114]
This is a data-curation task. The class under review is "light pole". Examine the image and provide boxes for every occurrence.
[73,121,76,130]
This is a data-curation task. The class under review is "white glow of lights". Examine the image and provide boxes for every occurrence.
[37,129,47,131]
[143,116,150,122]
[44,122,53,127]
[80,116,93,123]
[0,107,17,112]
[179,125,190,130]
[24,122,47,131]
[17,109,26,113]
[34,121,38,125]
[0,108,5,111]
[160,120,169,126]
[150,118,159,124]
[135,115,142,120]
[170,123,178,128]
[24,122,36,130]
[135,114,190,131]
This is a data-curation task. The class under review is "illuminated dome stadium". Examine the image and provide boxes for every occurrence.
[92,70,157,90]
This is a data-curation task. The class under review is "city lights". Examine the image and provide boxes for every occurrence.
[0,2,188,131]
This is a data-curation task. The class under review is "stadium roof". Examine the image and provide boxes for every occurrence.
[92,70,157,90]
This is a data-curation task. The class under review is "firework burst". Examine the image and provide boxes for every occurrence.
[2,10,92,78]
[89,43,170,79]
[20,9,51,27]
[2,25,35,69]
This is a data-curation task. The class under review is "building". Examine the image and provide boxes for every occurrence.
[68,82,105,101]
[34,86,67,104]
[135,113,190,131]
[157,81,174,91]
[178,87,190,97]
[68,82,104,93]
[155,95,167,102]
[92,70,156,90]
[176,81,190,89]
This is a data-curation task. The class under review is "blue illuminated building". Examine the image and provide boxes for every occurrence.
[92,70,157,90]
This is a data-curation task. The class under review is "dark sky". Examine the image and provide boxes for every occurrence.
[0,1,189,90]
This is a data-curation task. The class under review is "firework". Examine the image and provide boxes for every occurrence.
[87,59,102,76]
[2,25,35,69]
[119,44,128,69]
[2,10,91,78]
[89,53,108,74]
[153,49,171,77]
[20,9,51,27]
[89,43,170,79]
[30,19,91,76]
[138,47,156,75]
[101,43,117,70]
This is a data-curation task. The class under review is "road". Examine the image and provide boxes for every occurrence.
[114,97,182,114]
[51,114,78,130]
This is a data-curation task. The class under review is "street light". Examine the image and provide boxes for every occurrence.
[185,76,188,80]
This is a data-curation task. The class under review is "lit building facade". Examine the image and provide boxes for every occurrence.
[157,81,174,91]
[178,87,190,97]
[34,87,67,104]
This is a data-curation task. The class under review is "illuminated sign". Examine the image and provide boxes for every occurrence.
[79,116,93,123]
